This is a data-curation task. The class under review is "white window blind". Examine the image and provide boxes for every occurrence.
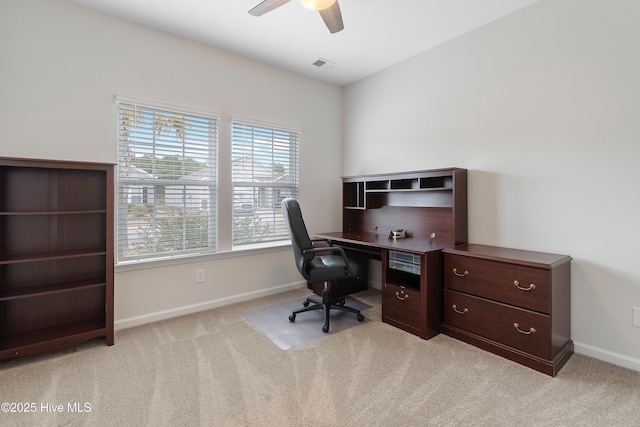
[231,118,300,247]
[116,97,219,262]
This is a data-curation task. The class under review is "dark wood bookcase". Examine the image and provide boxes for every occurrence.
[0,157,114,359]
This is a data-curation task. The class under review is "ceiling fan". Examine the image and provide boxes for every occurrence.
[249,0,344,34]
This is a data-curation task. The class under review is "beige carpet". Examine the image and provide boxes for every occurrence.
[1,288,639,427]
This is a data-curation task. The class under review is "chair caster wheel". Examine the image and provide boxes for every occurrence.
[322,324,329,333]
[357,314,364,322]
[289,314,296,322]
[303,300,310,307]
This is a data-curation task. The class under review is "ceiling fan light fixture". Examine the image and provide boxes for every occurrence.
[299,0,336,11]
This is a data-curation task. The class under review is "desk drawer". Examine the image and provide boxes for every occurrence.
[444,254,550,313]
[443,289,550,359]
[383,283,421,333]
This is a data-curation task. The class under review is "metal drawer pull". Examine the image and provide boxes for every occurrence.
[452,304,468,314]
[514,323,536,335]
[453,268,469,277]
[514,280,536,291]
[396,290,409,301]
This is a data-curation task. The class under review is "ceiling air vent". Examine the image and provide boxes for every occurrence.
[312,58,337,70]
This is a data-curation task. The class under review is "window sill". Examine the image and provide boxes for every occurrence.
[115,241,292,273]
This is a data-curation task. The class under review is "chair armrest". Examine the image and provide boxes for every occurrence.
[311,237,333,260]
[310,237,333,257]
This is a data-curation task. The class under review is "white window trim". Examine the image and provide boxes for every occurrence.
[230,116,300,247]
[114,94,221,121]
[231,115,301,134]
[115,241,292,273]
[114,94,221,265]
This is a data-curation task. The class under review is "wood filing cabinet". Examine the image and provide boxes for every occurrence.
[441,244,573,376]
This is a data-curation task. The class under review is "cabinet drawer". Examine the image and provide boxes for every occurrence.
[444,254,550,313]
[443,289,550,359]
[382,283,421,332]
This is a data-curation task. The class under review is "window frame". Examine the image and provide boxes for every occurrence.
[115,95,220,265]
[231,117,300,248]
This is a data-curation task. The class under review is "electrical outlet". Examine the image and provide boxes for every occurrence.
[633,307,640,328]
[196,269,205,284]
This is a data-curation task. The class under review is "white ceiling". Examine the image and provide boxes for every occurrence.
[70,0,540,86]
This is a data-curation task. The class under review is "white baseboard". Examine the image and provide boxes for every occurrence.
[574,341,640,373]
[115,281,306,330]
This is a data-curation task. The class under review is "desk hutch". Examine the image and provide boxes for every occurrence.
[315,168,467,339]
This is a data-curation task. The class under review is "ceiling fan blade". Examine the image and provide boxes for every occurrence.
[319,0,344,33]
[249,0,291,17]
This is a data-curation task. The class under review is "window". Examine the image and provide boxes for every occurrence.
[231,118,299,247]
[116,96,219,262]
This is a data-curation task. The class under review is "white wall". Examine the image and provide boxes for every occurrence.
[344,0,640,370]
[0,0,344,326]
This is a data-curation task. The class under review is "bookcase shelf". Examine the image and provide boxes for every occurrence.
[0,318,107,357]
[0,280,105,301]
[0,157,114,360]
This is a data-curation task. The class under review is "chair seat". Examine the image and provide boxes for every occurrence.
[307,255,362,283]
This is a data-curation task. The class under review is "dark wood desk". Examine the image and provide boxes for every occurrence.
[313,168,467,339]
[315,231,454,255]
[315,231,458,339]
[320,170,571,376]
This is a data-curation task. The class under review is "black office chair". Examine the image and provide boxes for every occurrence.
[281,198,365,333]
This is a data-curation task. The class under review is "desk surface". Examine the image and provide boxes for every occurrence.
[315,231,457,254]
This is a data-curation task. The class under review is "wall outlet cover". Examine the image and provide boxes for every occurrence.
[196,269,205,283]
[633,306,640,328]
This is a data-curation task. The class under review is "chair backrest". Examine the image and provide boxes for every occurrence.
[281,198,314,279]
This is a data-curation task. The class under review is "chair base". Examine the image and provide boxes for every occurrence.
[289,284,365,333]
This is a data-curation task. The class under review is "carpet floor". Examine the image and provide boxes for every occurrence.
[1,288,639,426]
